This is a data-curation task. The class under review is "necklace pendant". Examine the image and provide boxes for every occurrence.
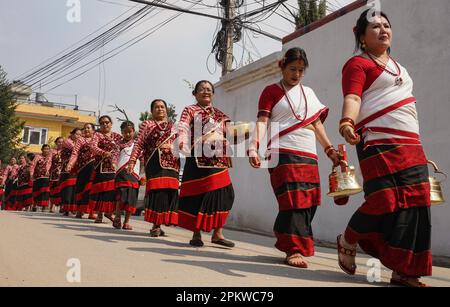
[395,77,403,86]
[209,118,215,124]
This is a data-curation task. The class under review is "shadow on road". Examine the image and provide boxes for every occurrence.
[10,212,383,286]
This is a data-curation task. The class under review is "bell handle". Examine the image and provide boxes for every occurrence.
[428,160,447,182]
[332,160,349,173]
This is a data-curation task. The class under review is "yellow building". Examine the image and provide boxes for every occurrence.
[12,84,96,153]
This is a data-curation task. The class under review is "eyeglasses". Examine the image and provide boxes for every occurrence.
[197,88,213,94]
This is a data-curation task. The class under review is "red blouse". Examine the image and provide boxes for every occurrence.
[17,163,31,187]
[2,164,19,182]
[30,154,52,180]
[60,138,76,174]
[68,136,95,172]
[49,149,63,181]
[342,56,384,97]
[91,132,123,173]
[130,120,179,171]
[178,104,231,168]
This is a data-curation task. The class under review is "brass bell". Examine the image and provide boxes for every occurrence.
[428,160,446,206]
[327,144,363,198]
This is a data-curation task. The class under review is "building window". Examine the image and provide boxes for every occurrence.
[22,127,48,145]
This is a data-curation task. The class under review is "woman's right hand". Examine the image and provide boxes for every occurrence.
[160,143,172,150]
[341,126,361,145]
[248,149,261,168]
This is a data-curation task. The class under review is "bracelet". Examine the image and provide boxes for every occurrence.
[325,147,336,157]
[339,117,355,126]
[324,145,334,155]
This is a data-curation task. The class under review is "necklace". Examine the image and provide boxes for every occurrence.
[367,53,403,86]
[155,120,169,136]
[198,103,216,124]
[280,81,308,123]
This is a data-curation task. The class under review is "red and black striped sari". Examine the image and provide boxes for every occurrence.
[178,158,234,232]
[344,138,432,277]
[4,180,17,211]
[15,164,33,210]
[269,152,321,257]
[115,168,139,215]
[60,141,78,213]
[130,121,180,226]
[341,56,432,277]
[3,165,19,210]
[0,184,4,210]
[32,178,50,207]
[144,153,179,226]
[49,150,63,206]
[31,155,52,207]
[88,132,122,214]
[70,137,96,214]
[177,104,234,233]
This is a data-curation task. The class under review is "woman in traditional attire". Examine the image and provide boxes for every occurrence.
[0,160,5,210]
[337,10,432,287]
[177,81,236,248]
[89,115,122,223]
[67,123,97,220]
[30,144,52,211]
[248,48,339,268]
[59,128,82,215]
[15,154,34,211]
[128,99,179,237]
[49,137,64,213]
[111,121,141,230]
[2,158,19,211]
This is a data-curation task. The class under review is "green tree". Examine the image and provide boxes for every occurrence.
[139,103,178,123]
[318,0,327,18]
[0,66,26,162]
[296,0,327,29]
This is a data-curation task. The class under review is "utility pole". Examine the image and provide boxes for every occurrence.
[129,0,283,76]
[222,0,236,76]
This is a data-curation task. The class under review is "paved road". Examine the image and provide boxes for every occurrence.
[1,211,449,287]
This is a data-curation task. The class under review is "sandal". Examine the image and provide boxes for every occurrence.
[94,217,103,224]
[284,253,308,269]
[122,223,133,231]
[112,218,122,229]
[211,238,235,248]
[88,213,97,220]
[189,239,204,247]
[104,214,115,223]
[337,235,357,275]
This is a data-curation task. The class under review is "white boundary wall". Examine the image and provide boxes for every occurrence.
[214,0,450,256]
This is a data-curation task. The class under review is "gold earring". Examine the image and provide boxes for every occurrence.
[361,41,366,49]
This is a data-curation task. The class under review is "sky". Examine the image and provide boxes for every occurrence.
[0,0,353,130]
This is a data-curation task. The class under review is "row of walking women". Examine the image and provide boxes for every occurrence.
[0,9,434,287]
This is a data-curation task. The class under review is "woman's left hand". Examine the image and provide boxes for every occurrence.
[328,149,341,167]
